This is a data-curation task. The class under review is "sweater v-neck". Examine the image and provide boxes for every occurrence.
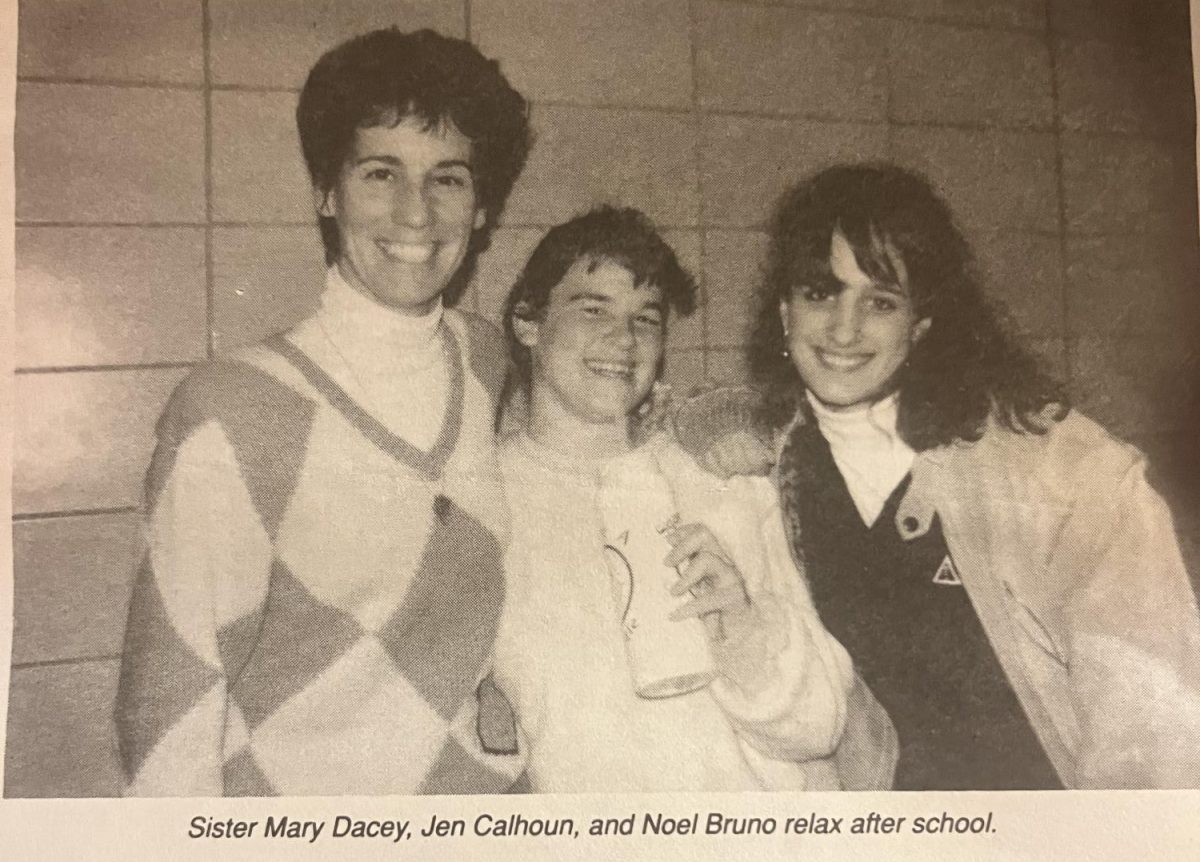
[266,329,464,480]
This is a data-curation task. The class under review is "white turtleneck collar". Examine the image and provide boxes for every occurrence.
[321,265,444,358]
[806,391,914,527]
[286,266,451,450]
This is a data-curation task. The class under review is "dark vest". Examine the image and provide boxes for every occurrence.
[780,419,1061,790]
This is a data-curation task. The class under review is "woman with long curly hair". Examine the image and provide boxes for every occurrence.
[747,162,1200,789]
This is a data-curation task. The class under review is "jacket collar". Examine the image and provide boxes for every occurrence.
[778,403,947,540]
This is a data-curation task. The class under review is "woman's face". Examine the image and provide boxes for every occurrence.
[780,228,930,412]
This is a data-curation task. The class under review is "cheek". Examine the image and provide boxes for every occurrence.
[436,195,479,233]
[872,318,919,362]
[637,331,665,367]
[787,306,824,342]
[538,320,586,365]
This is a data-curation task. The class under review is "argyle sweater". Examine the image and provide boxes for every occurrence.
[115,293,523,796]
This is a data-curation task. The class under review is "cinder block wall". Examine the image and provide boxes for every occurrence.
[8,0,1198,796]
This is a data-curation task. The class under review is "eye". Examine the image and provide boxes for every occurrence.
[579,302,606,318]
[797,283,835,302]
[871,295,900,313]
[635,312,663,329]
[363,166,394,182]
[431,170,472,190]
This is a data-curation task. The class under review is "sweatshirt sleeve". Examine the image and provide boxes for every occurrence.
[115,372,277,796]
[703,475,856,763]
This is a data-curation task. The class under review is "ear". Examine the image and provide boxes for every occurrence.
[314,185,336,219]
[912,317,932,344]
[473,208,486,231]
[778,300,790,334]
[511,302,540,348]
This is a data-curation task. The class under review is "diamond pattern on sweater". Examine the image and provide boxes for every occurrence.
[418,736,517,795]
[376,494,505,719]
[218,609,265,686]
[215,369,314,540]
[144,360,314,530]
[116,555,222,780]
[223,748,276,797]
[229,558,363,729]
[249,639,450,795]
[274,420,436,630]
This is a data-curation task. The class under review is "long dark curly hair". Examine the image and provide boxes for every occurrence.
[751,163,1068,450]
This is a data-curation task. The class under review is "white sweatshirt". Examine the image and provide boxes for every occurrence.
[494,432,854,792]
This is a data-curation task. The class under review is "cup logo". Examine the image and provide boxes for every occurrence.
[602,541,637,639]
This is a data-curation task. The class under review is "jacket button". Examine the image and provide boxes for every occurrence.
[901,516,919,533]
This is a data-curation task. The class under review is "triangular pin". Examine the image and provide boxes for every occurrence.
[932,555,962,586]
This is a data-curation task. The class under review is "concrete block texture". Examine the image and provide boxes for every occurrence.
[889,22,1054,129]
[12,515,140,665]
[696,2,889,120]
[18,0,204,84]
[1061,133,1197,235]
[211,90,313,223]
[700,115,888,228]
[208,0,465,89]
[16,84,205,223]
[891,126,1059,233]
[473,0,693,108]
[4,661,123,798]
[16,227,208,368]
[211,226,326,353]
[1056,38,1195,140]
[504,104,700,227]
[14,370,188,515]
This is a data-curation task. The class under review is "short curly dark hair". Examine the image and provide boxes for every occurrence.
[752,163,1068,450]
[296,28,531,301]
[503,206,698,389]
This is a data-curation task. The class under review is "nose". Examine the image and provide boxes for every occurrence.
[608,317,636,349]
[392,178,430,229]
[828,294,862,346]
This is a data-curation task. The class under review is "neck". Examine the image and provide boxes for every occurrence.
[807,390,901,434]
[525,389,632,460]
[335,261,440,318]
[322,266,443,348]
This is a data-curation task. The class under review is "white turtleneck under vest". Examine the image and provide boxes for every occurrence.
[806,391,915,528]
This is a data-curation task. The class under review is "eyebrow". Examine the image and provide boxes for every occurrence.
[352,156,473,171]
[567,291,613,305]
[567,291,666,315]
[871,280,906,297]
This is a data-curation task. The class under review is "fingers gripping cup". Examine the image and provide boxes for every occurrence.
[599,448,717,699]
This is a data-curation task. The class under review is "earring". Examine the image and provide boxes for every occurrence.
[781,330,790,359]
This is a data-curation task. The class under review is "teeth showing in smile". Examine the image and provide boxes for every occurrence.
[816,349,871,372]
[379,241,434,264]
[585,360,634,380]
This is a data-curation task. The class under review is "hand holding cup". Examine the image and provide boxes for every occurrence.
[664,523,754,643]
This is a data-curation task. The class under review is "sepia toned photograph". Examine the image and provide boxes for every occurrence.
[5,0,1200,829]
